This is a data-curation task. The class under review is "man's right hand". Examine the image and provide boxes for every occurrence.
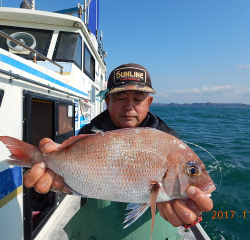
[23,138,71,194]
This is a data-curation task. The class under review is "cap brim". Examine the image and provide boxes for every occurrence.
[107,83,156,96]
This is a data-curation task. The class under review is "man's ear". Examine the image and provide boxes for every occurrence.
[148,96,153,107]
[105,97,110,109]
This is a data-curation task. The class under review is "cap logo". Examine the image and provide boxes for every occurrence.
[114,67,146,84]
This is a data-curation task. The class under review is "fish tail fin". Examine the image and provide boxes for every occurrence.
[149,181,161,240]
[0,136,42,167]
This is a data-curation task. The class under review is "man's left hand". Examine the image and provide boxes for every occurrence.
[157,186,213,227]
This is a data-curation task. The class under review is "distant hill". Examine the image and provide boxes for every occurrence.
[151,102,250,108]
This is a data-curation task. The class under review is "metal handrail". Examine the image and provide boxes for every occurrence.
[0,30,64,75]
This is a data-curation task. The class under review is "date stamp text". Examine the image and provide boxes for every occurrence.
[212,211,250,219]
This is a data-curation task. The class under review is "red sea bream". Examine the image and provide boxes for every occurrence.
[0,128,215,239]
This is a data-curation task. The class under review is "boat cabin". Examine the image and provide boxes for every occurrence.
[0,2,107,239]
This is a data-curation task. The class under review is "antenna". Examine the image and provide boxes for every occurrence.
[31,0,35,10]
[98,31,107,64]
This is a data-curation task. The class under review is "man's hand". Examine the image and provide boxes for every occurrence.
[23,138,71,194]
[157,186,213,227]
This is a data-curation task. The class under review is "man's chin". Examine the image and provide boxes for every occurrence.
[119,120,139,129]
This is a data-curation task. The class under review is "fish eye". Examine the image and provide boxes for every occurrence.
[187,162,200,177]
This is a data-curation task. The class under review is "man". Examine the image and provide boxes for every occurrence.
[23,63,213,239]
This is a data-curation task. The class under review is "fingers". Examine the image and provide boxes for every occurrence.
[34,169,56,194]
[187,186,213,212]
[23,163,71,194]
[39,138,59,154]
[173,199,199,224]
[23,162,47,188]
[158,186,214,226]
[23,137,71,194]
[51,175,71,194]
[157,202,183,227]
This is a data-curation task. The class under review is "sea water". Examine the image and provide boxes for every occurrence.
[149,106,250,240]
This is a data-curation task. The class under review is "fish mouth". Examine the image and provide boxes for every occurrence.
[203,184,216,195]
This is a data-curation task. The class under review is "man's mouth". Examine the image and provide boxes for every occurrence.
[121,115,136,118]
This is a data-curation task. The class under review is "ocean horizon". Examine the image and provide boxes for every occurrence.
[151,102,250,108]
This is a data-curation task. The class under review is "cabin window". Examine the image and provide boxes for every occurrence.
[84,44,95,80]
[53,32,82,69]
[58,103,74,135]
[0,25,53,60]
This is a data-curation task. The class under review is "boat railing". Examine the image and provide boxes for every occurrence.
[0,30,64,75]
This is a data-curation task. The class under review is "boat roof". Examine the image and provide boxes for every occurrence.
[0,7,82,27]
[0,7,106,70]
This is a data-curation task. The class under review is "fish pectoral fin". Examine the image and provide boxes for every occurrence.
[123,203,150,229]
[149,181,161,240]
[65,184,88,198]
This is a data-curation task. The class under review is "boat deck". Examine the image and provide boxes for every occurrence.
[35,195,81,240]
[35,195,210,240]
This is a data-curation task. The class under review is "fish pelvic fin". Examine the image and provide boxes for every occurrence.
[0,136,42,167]
[123,202,150,229]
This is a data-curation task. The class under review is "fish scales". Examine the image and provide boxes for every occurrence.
[0,128,215,204]
[47,129,170,203]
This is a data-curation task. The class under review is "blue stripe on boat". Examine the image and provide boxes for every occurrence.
[0,167,22,200]
[0,53,88,97]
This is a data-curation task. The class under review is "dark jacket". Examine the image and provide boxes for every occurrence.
[78,109,179,139]
[64,110,183,240]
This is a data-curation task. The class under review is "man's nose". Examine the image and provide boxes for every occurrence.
[124,99,135,110]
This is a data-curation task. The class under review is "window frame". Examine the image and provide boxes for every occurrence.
[84,43,95,81]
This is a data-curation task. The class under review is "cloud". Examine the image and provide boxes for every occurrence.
[168,86,234,95]
[237,65,250,69]
[158,85,250,103]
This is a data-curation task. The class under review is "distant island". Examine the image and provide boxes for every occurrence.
[151,102,250,108]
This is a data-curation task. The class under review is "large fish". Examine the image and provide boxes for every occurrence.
[0,128,215,239]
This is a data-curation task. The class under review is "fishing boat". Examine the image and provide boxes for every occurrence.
[0,1,211,239]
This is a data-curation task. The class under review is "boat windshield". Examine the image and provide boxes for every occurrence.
[52,31,82,69]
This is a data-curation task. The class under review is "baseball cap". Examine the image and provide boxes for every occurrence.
[105,63,156,97]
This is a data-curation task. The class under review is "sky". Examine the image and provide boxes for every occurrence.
[2,0,250,104]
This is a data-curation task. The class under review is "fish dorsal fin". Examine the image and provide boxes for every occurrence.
[53,134,91,153]
[123,203,150,229]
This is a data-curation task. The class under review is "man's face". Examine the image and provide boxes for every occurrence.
[105,91,153,128]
